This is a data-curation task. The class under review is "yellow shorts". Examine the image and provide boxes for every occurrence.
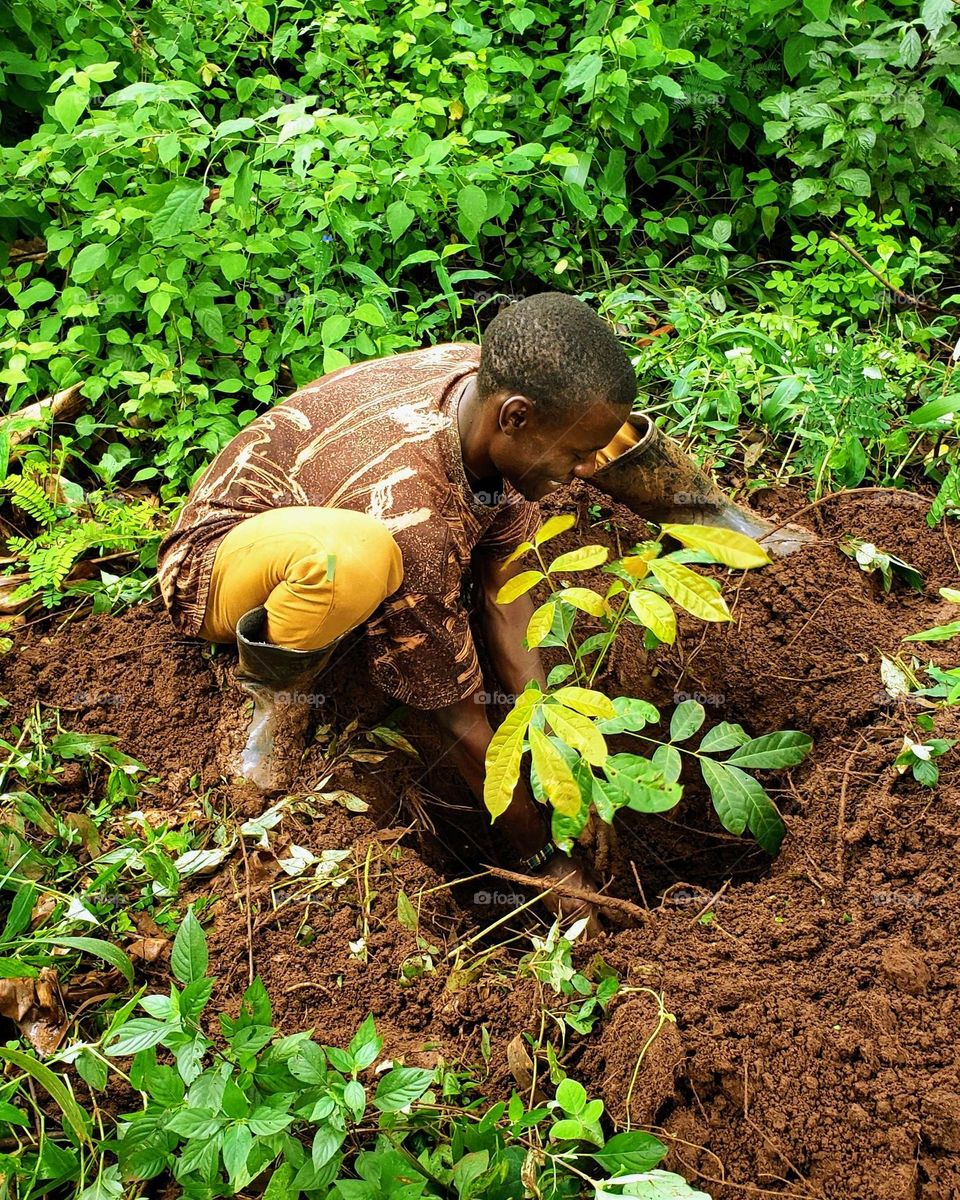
[198,506,404,651]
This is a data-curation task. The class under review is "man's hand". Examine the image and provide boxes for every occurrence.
[535,852,602,938]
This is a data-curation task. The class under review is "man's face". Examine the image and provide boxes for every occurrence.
[490,395,630,502]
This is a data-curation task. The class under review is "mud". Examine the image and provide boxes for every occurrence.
[1,487,958,1198]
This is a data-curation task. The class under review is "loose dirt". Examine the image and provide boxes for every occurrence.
[2,487,958,1199]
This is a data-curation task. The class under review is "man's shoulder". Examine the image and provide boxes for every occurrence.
[287,342,480,405]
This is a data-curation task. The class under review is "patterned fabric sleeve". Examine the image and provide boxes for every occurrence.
[474,495,542,560]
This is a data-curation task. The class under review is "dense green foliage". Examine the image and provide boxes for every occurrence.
[2,0,960,532]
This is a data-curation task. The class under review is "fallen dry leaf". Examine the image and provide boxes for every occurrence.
[0,968,67,1056]
[127,937,169,964]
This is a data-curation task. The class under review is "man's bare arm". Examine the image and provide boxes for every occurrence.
[431,694,548,860]
[477,554,548,700]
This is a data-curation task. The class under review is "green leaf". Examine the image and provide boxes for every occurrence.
[670,700,706,742]
[43,937,134,984]
[556,1077,587,1115]
[727,731,813,769]
[0,1047,90,1143]
[700,759,785,853]
[456,184,488,241]
[385,200,415,240]
[699,722,749,753]
[651,743,681,785]
[151,181,206,240]
[374,1066,435,1112]
[171,909,208,985]
[353,301,385,327]
[833,168,871,198]
[596,696,660,735]
[591,1129,667,1174]
[1,882,36,943]
[72,243,108,283]
[104,1018,169,1056]
[53,86,88,131]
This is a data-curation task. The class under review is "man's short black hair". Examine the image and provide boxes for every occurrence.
[476,292,637,418]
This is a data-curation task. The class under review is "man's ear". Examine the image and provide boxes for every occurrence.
[498,394,534,436]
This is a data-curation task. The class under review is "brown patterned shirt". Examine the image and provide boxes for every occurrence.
[157,343,541,709]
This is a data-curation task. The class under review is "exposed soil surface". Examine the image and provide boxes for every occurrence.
[2,486,958,1199]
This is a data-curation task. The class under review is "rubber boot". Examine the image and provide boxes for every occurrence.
[590,413,815,557]
[228,606,342,794]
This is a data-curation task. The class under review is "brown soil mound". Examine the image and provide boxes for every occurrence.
[1,487,958,1199]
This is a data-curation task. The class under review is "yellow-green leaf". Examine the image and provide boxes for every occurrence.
[939,586,960,604]
[526,601,556,648]
[504,539,535,565]
[483,695,538,819]
[534,513,577,546]
[649,558,731,623]
[544,703,607,766]
[496,570,544,604]
[555,587,608,617]
[548,545,609,573]
[528,726,581,817]
[659,523,771,569]
[551,686,616,719]
[629,588,677,644]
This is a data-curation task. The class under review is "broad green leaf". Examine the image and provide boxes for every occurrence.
[649,559,731,622]
[549,545,609,573]
[1,882,36,943]
[385,200,414,241]
[939,588,960,604]
[484,694,538,818]
[496,570,544,603]
[659,524,771,569]
[670,700,706,742]
[551,686,616,719]
[629,589,677,643]
[72,243,108,283]
[528,726,581,816]
[603,754,681,813]
[526,601,556,648]
[171,908,208,984]
[699,722,749,753]
[0,1047,90,1143]
[556,586,608,617]
[54,86,88,131]
[591,1130,667,1175]
[43,937,134,984]
[534,513,576,545]
[902,621,960,643]
[652,743,682,785]
[727,731,813,769]
[353,301,385,327]
[104,1018,168,1056]
[457,184,488,241]
[151,181,206,240]
[596,696,660,734]
[544,703,607,766]
[700,759,785,852]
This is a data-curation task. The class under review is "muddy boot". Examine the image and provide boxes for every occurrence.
[223,606,341,794]
[591,413,816,557]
